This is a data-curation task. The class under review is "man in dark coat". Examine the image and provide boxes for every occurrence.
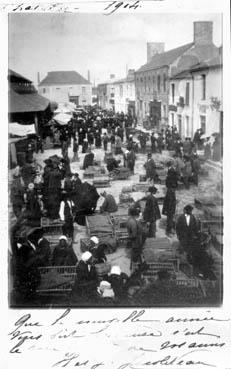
[35,228,51,266]
[165,161,178,189]
[144,153,157,182]
[127,148,136,174]
[162,187,176,236]
[59,193,75,239]
[10,168,25,218]
[143,186,161,238]
[176,204,198,254]
[191,153,201,186]
[127,207,143,267]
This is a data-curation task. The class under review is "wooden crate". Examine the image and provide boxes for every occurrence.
[36,266,76,294]
[93,179,111,187]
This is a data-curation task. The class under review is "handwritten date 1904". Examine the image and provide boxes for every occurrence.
[104,1,141,15]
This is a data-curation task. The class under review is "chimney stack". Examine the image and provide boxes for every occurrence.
[87,70,90,82]
[110,74,115,79]
[37,72,40,85]
[193,21,213,45]
[147,42,165,63]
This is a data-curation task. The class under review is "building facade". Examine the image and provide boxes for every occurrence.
[113,69,135,116]
[135,21,219,130]
[97,75,116,111]
[169,56,222,139]
[38,71,92,106]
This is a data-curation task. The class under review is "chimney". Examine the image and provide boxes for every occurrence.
[193,21,213,45]
[87,70,90,82]
[147,42,165,63]
[37,72,40,85]
[110,74,115,79]
[127,69,135,78]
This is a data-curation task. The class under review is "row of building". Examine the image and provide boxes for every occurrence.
[97,21,223,138]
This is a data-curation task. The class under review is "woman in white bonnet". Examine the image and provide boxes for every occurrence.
[107,265,128,302]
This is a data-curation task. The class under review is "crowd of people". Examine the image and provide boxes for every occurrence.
[9,106,219,304]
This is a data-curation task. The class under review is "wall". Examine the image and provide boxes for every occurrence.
[193,66,222,136]
[114,80,135,113]
[135,65,169,126]
[38,83,92,105]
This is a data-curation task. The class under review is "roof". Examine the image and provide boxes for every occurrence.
[39,71,90,86]
[9,89,50,113]
[190,55,222,71]
[137,43,194,73]
[8,69,32,83]
[113,75,135,84]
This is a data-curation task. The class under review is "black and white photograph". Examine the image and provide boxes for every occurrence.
[8,11,224,309]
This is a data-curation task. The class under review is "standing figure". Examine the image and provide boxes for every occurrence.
[162,187,176,236]
[176,205,198,254]
[144,153,157,183]
[127,207,143,267]
[59,193,75,239]
[103,133,109,151]
[143,186,161,238]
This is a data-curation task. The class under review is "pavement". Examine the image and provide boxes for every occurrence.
[33,140,223,278]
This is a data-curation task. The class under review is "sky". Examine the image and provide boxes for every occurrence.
[8,13,222,86]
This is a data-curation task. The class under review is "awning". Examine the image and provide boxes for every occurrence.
[9,89,50,113]
[54,113,71,125]
[9,123,36,137]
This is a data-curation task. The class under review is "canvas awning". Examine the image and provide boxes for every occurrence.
[9,123,36,137]
[54,113,71,125]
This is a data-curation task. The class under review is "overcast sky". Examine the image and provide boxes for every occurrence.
[8,13,222,86]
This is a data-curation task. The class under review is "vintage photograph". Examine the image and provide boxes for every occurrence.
[8,13,223,308]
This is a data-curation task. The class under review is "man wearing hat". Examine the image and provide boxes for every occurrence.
[144,153,157,183]
[100,191,118,213]
[176,204,198,253]
[143,186,161,238]
[59,192,75,238]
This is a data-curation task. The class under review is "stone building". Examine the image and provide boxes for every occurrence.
[170,55,222,138]
[38,70,92,106]
[97,75,116,111]
[113,69,135,116]
[135,21,220,129]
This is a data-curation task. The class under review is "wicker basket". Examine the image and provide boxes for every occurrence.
[36,266,76,294]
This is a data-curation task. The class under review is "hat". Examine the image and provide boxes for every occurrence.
[99,280,111,291]
[125,150,129,154]
[81,251,92,262]
[90,236,99,245]
[110,265,121,275]
[100,191,106,196]
[148,186,157,194]
[184,204,193,213]
[147,152,152,157]
[59,235,68,241]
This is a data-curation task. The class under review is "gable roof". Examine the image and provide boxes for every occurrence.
[39,71,90,86]
[9,89,50,113]
[8,69,32,83]
[137,42,194,73]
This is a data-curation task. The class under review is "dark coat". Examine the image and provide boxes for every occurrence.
[143,194,161,223]
[176,214,198,241]
[166,167,178,189]
[36,237,51,266]
[83,152,94,170]
[145,159,156,180]
[72,261,98,297]
[52,245,77,266]
[162,188,176,217]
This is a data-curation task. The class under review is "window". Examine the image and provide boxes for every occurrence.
[42,88,46,93]
[140,77,143,83]
[185,82,190,106]
[201,74,206,100]
[185,116,190,136]
[163,74,167,92]
[171,113,175,125]
[157,75,161,92]
[56,87,60,90]
[119,85,123,98]
[163,105,166,117]
[171,83,175,104]
[178,114,182,135]
[200,115,206,132]
[82,86,86,95]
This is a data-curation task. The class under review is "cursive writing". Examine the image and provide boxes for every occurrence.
[52,352,104,368]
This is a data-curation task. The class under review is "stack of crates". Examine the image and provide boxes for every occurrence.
[41,218,64,252]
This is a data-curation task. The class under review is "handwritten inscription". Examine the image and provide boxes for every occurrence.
[8,309,230,368]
